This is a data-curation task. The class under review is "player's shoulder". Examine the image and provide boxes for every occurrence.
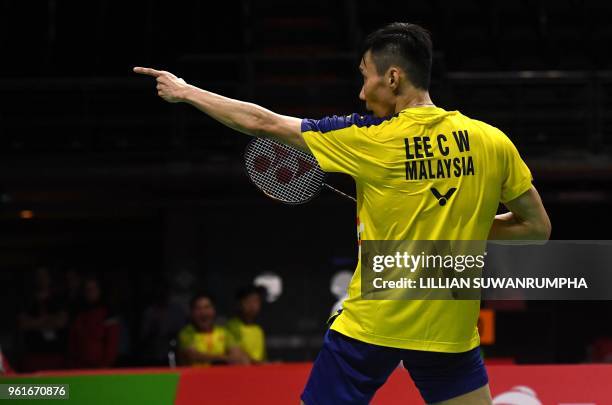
[178,324,196,342]
[301,113,400,134]
[224,317,242,331]
[458,113,512,145]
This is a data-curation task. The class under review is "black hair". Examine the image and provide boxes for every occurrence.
[235,285,264,302]
[361,22,433,90]
[190,292,216,309]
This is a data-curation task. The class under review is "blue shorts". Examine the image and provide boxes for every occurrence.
[301,330,488,404]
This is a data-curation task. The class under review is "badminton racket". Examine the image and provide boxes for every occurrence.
[244,138,356,204]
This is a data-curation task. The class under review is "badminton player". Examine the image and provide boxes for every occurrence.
[135,22,551,405]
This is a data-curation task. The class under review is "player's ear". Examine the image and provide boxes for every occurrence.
[387,67,400,90]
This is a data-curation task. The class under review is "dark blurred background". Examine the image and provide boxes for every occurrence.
[1,0,612,372]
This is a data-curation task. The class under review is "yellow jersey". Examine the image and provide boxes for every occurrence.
[226,317,266,362]
[178,324,235,366]
[301,106,532,352]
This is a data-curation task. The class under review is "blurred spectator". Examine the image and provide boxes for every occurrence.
[60,269,82,319]
[0,345,15,375]
[67,276,119,369]
[17,267,68,371]
[226,286,266,363]
[330,270,352,317]
[139,282,187,366]
[178,292,248,366]
[109,270,133,367]
[590,337,612,363]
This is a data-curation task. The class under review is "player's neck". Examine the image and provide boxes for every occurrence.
[395,88,435,113]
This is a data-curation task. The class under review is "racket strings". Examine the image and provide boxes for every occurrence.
[245,138,326,204]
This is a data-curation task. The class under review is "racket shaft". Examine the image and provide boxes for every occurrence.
[323,183,356,202]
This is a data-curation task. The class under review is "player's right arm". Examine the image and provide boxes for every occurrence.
[133,67,307,151]
[488,186,551,241]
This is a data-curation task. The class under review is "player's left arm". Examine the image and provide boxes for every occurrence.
[488,186,551,241]
[133,67,307,151]
[488,128,551,242]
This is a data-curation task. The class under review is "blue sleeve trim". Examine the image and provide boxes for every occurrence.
[301,112,397,134]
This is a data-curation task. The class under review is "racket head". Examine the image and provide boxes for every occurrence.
[244,138,326,204]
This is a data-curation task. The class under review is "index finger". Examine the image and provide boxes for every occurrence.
[133,66,163,77]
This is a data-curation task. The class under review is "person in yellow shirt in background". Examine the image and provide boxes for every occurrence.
[226,286,266,363]
[178,292,248,366]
